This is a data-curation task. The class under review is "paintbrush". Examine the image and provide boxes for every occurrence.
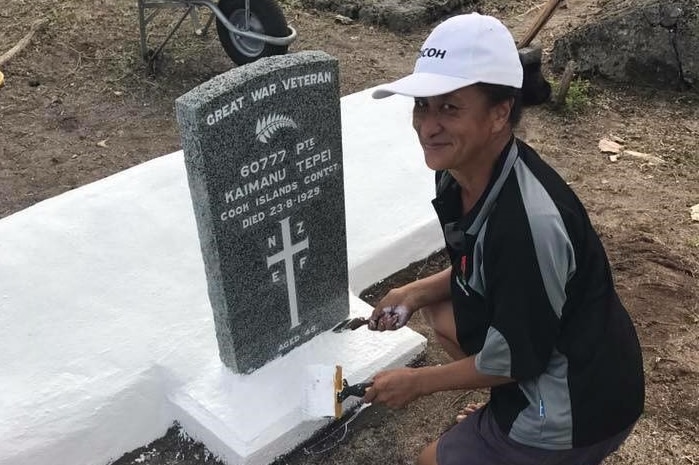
[333,306,411,332]
[331,316,370,332]
[303,365,372,418]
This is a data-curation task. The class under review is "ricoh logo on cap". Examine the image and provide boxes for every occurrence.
[419,48,447,59]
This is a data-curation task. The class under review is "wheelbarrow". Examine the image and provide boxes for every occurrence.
[137,0,297,67]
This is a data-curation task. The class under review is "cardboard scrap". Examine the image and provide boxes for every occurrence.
[599,138,623,154]
[691,204,699,222]
[599,137,664,165]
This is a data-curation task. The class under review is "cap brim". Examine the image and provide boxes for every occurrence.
[371,73,478,99]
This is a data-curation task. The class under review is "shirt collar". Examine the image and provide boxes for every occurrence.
[433,136,519,232]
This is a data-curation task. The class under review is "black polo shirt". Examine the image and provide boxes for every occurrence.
[432,138,644,449]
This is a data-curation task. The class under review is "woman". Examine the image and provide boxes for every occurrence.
[364,13,645,465]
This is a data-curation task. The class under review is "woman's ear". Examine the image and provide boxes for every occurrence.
[491,98,513,133]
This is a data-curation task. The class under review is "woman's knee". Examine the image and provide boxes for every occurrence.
[420,300,464,360]
[420,300,455,336]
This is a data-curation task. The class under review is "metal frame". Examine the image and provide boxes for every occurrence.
[137,0,297,62]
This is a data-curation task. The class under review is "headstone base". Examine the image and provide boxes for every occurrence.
[169,294,426,465]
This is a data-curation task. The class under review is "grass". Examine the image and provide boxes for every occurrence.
[557,77,592,113]
[566,78,592,110]
[549,76,592,114]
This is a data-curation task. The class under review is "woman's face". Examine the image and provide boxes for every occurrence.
[412,85,506,172]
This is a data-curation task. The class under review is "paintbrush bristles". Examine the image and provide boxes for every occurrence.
[334,365,343,418]
[302,364,339,418]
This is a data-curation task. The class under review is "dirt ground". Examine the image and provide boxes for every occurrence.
[1,0,698,464]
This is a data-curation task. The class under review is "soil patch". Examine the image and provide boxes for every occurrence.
[299,0,471,32]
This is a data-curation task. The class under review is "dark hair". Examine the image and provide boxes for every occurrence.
[474,83,523,127]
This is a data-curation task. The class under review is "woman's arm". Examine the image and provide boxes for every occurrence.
[364,356,513,408]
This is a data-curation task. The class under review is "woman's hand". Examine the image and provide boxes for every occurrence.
[368,268,453,331]
[363,368,424,408]
[368,287,416,331]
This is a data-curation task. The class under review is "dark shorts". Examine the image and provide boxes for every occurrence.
[437,405,633,465]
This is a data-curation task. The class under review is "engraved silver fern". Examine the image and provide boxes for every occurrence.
[255,113,298,143]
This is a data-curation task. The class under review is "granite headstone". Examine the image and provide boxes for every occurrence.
[176,51,349,374]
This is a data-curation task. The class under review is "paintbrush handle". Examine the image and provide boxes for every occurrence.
[337,380,373,402]
[346,317,369,330]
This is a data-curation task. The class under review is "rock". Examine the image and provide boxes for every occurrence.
[520,45,552,106]
[551,0,698,92]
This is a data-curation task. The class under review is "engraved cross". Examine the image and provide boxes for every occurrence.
[266,217,309,329]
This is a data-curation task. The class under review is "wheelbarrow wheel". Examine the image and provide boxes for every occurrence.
[216,0,289,65]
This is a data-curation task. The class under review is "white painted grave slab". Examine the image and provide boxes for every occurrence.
[0,87,443,465]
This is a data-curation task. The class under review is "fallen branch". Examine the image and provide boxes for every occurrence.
[518,0,565,48]
[517,1,546,19]
[0,19,49,67]
[623,150,665,164]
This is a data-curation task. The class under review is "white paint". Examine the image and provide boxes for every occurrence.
[342,88,445,292]
[378,304,412,329]
[0,87,443,465]
[170,295,424,464]
[302,364,337,419]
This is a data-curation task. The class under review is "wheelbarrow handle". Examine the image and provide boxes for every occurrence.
[188,0,297,45]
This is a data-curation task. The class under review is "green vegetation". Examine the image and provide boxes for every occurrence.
[565,78,592,111]
[551,77,592,113]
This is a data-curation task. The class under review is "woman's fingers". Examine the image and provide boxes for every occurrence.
[363,386,376,403]
[369,306,411,331]
[363,369,420,408]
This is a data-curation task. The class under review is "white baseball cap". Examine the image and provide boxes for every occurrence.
[372,13,523,99]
